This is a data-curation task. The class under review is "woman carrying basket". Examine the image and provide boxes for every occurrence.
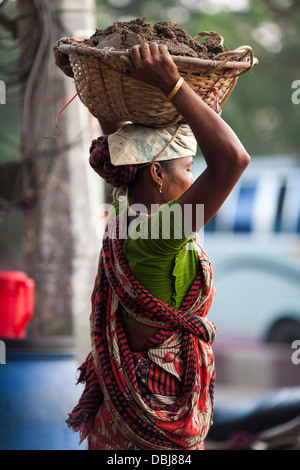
[55,42,250,450]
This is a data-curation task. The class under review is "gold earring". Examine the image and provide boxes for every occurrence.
[157,183,163,193]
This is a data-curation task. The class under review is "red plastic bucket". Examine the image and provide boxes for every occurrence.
[0,271,35,338]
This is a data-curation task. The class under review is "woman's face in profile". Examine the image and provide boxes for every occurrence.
[162,156,194,201]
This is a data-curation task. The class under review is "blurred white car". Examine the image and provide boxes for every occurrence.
[193,155,300,345]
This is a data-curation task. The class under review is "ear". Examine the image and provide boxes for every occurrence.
[150,162,164,185]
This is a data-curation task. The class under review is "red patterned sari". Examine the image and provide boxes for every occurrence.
[67,210,216,450]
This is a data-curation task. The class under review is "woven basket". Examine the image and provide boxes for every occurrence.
[58,31,258,128]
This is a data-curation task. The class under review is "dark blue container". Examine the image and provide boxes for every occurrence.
[0,337,86,450]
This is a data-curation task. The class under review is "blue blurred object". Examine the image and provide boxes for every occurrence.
[0,337,85,450]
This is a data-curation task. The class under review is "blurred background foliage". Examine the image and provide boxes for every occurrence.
[0,0,299,269]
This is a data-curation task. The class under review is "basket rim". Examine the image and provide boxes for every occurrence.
[58,41,258,72]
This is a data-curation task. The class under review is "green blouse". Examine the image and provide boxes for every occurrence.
[108,198,199,324]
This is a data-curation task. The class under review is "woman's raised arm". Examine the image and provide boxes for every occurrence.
[122,42,250,231]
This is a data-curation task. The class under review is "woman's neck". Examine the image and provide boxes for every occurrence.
[127,187,163,217]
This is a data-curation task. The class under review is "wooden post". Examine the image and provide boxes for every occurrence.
[17,0,102,340]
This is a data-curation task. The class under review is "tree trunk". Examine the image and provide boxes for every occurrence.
[17,0,101,339]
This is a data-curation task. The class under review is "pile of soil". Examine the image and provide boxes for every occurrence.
[83,18,229,59]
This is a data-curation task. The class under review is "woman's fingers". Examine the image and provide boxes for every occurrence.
[120,42,180,94]
[130,44,143,63]
[158,43,171,57]
[149,42,163,57]
[140,42,151,58]
[130,42,163,63]
[120,54,135,74]
[140,42,167,59]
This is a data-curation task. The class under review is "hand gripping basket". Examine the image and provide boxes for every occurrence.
[58,31,258,128]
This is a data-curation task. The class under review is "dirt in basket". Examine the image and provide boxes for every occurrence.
[83,17,229,59]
